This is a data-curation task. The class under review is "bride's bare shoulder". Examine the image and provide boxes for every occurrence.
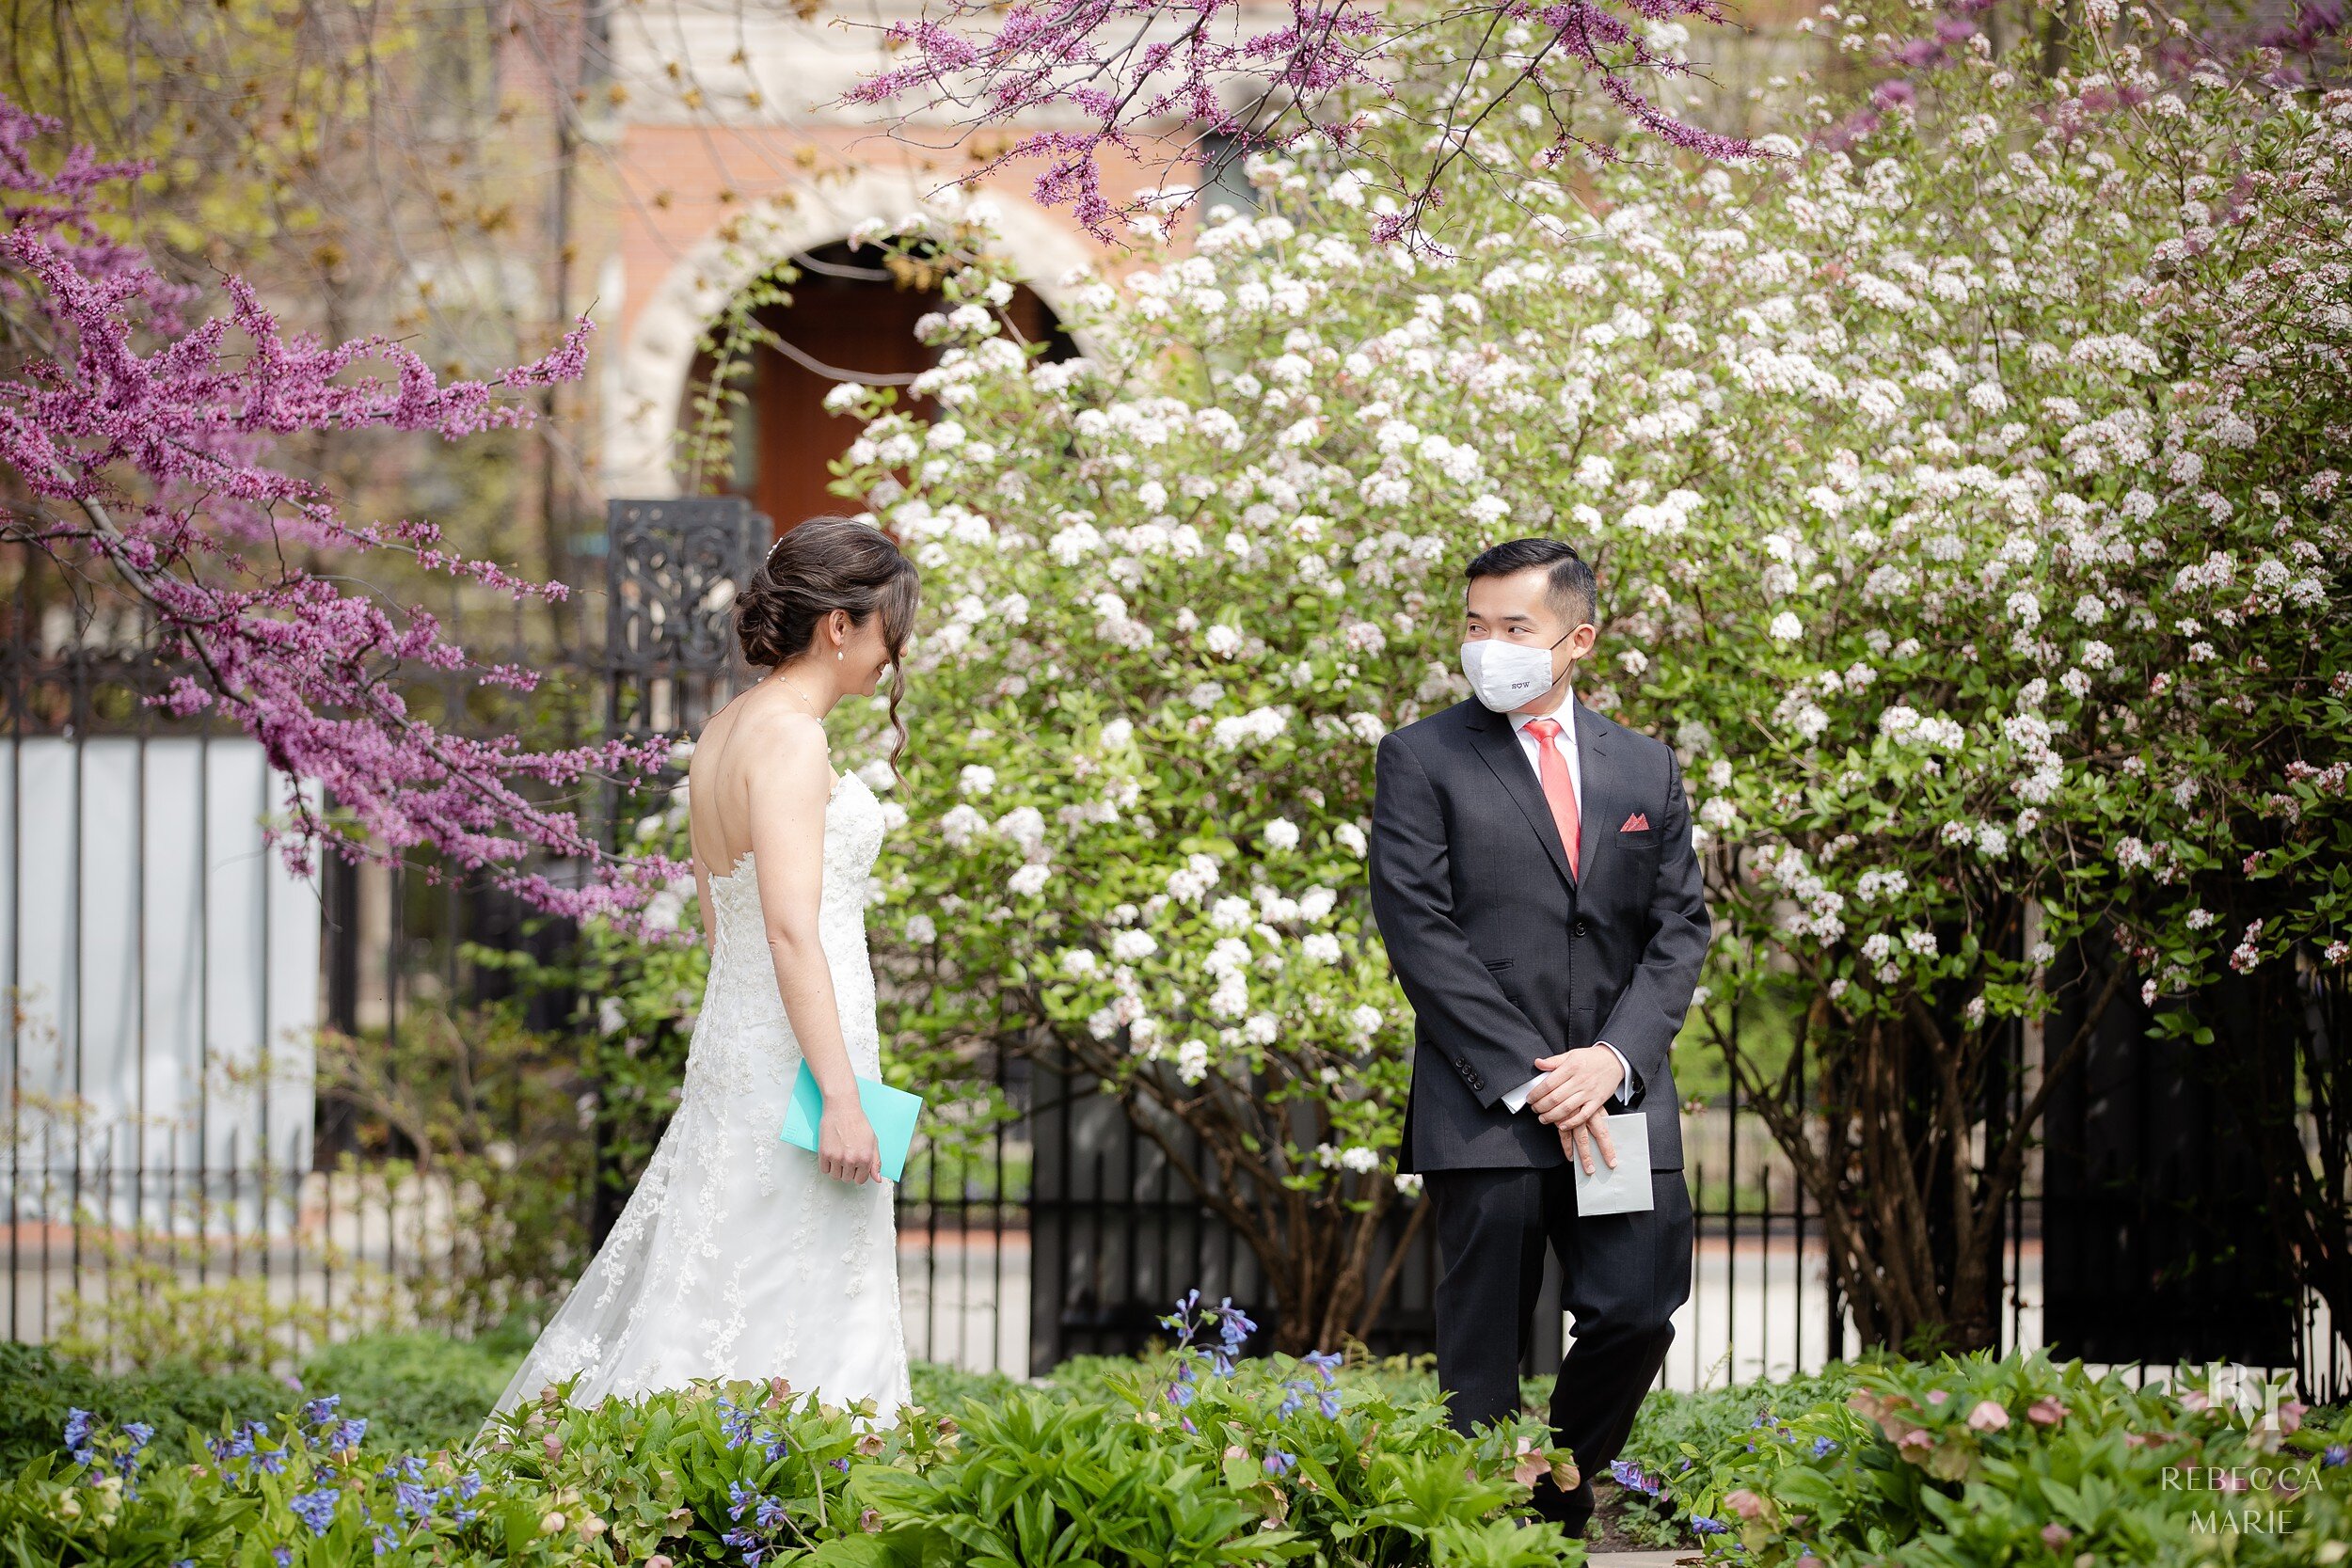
[707,689,831,786]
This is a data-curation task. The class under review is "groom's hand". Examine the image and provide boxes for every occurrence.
[1559,1116,1618,1175]
[1527,1046,1624,1132]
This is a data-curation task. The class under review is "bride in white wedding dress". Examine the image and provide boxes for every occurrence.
[489,518,921,1422]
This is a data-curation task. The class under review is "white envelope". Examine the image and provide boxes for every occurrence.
[1571,1112,1654,1215]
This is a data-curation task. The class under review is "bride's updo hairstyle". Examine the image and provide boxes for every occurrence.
[736,516,922,768]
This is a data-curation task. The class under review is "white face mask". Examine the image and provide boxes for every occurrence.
[1459,629,1571,712]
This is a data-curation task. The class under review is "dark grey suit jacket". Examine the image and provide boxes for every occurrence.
[1369,697,1709,1173]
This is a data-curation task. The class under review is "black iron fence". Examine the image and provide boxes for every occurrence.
[4,502,2343,1402]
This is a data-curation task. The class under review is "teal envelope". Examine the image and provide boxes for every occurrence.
[778,1061,923,1182]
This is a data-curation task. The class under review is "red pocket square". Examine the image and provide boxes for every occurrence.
[1620,812,1651,832]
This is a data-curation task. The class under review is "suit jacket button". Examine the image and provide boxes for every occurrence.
[1573,919,1591,938]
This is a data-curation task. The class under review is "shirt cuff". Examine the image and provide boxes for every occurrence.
[1602,1042,1635,1103]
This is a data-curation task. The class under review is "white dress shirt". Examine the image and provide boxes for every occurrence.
[1497,699,1636,1116]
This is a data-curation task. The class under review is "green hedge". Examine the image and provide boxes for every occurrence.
[0,1343,298,1474]
[0,1329,532,1472]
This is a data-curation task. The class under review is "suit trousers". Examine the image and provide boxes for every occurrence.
[1426,1164,1694,1527]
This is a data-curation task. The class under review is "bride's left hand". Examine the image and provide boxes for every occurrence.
[819,1103,883,1185]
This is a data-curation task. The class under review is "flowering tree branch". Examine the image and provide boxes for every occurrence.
[842,0,1757,245]
[0,95,676,919]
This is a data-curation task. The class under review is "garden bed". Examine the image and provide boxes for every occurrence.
[8,1327,2345,1567]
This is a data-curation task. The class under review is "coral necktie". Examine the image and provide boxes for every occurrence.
[1523,717,1581,881]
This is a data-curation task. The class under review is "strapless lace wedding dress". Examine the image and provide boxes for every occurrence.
[488,770,911,1420]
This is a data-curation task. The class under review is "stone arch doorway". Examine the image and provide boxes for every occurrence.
[681,239,1076,537]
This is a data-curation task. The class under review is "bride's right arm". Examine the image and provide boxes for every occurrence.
[744,711,881,1185]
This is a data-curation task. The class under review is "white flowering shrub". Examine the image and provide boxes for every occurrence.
[836,7,2350,1353]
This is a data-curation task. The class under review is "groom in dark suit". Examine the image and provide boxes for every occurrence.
[1368,538,1708,1536]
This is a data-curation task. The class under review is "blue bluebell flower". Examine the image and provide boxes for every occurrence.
[1167,1381,1196,1408]
[1319,1388,1343,1418]
[271,1547,292,1567]
[760,1429,789,1464]
[755,1495,788,1529]
[303,1395,342,1426]
[1263,1448,1295,1476]
[256,1447,289,1475]
[291,1486,341,1537]
[455,1472,484,1500]
[721,1526,766,1566]
[372,1527,399,1557]
[1276,1385,1305,1419]
[393,1481,436,1519]
[718,1398,755,1450]
[726,1481,761,1522]
[830,1457,850,1473]
[326,1418,368,1451]
[210,1421,264,1464]
[1302,1350,1343,1382]
[1160,1290,1205,1342]
[1212,1297,1256,1372]
[1812,1435,1838,1458]
[1609,1460,1663,1497]
[1691,1514,1730,1536]
[62,1408,94,1464]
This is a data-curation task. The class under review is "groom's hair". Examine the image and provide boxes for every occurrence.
[1464,538,1597,628]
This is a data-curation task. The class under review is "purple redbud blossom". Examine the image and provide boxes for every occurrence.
[838,0,1756,245]
[0,94,677,925]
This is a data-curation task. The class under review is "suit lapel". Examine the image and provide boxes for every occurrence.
[1466,705,1578,894]
[1574,702,1613,886]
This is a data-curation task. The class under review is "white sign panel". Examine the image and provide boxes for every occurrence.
[0,736,319,1230]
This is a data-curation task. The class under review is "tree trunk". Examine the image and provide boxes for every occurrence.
[1728,943,2121,1357]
